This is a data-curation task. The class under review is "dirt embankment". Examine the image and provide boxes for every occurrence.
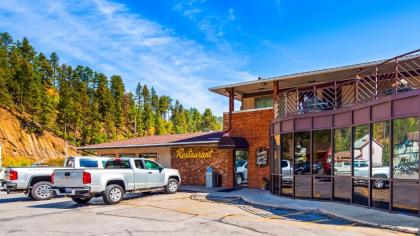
[0,107,76,166]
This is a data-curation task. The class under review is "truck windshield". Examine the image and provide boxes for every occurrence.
[79,158,99,168]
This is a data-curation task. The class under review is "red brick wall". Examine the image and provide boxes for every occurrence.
[171,146,233,188]
[224,108,273,189]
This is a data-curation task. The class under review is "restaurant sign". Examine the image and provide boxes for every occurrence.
[256,147,268,167]
[175,148,215,159]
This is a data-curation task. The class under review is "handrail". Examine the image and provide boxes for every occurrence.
[275,51,420,119]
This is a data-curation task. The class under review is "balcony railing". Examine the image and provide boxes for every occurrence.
[275,50,420,119]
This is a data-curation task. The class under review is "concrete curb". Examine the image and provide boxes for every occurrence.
[239,195,419,235]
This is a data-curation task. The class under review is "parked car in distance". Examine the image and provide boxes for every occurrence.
[354,160,390,188]
[51,158,181,205]
[334,161,351,175]
[1,156,111,200]
[281,160,293,182]
[294,161,322,175]
[235,160,248,185]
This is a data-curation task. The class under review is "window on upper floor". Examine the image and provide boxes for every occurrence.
[255,96,273,109]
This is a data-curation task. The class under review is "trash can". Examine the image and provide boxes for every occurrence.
[206,167,214,188]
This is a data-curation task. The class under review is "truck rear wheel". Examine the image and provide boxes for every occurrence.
[103,184,124,205]
[31,181,53,201]
[165,179,179,194]
[71,197,92,204]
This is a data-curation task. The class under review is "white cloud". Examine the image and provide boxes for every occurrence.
[173,1,237,50]
[0,0,254,115]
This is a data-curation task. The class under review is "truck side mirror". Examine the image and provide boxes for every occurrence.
[159,166,164,172]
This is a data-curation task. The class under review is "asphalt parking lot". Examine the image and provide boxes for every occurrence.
[0,192,411,236]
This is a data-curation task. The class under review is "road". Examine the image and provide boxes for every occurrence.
[0,191,410,236]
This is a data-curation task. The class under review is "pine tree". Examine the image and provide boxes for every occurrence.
[110,75,125,138]
[0,32,222,146]
[202,108,221,131]
[134,82,144,136]
[0,33,12,105]
[96,73,116,140]
[49,52,59,87]
[142,85,154,135]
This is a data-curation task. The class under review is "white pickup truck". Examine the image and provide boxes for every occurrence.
[1,156,111,200]
[51,158,181,205]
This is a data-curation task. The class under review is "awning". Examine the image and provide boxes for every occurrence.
[218,136,249,149]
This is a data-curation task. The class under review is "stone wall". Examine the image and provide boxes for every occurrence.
[224,108,273,189]
[170,145,233,188]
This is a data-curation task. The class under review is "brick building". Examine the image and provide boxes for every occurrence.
[80,51,420,215]
[210,50,420,215]
[78,132,236,188]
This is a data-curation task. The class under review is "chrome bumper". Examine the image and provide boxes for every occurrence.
[1,181,17,192]
[51,187,91,197]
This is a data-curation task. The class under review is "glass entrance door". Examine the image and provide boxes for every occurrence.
[234,149,248,188]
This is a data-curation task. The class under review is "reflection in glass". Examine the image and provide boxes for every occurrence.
[295,176,311,198]
[281,176,293,196]
[392,180,419,214]
[353,125,370,177]
[371,180,390,210]
[294,132,311,175]
[272,175,280,195]
[393,117,419,180]
[272,135,280,174]
[372,121,391,177]
[353,178,369,206]
[313,130,332,175]
[281,133,293,196]
[334,176,352,202]
[235,150,248,187]
[313,177,332,200]
[334,128,352,176]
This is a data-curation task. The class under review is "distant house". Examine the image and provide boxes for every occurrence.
[394,132,419,165]
[353,134,384,166]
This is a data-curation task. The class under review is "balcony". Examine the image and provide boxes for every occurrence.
[274,51,420,119]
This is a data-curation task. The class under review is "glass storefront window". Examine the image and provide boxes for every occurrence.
[294,132,310,175]
[334,128,352,176]
[353,178,369,206]
[393,117,419,180]
[272,115,420,213]
[281,133,293,196]
[334,176,352,202]
[313,130,332,176]
[371,179,390,210]
[372,121,391,178]
[272,175,280,195]
[272,135,280,174]
[392,180,419,214]
[353,125,370,177]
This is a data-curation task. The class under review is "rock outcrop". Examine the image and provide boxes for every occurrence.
[0,107,76,165]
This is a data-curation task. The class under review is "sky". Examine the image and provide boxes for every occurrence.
[0,0,419,115]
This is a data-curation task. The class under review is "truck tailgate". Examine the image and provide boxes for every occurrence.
[54,169,86,187]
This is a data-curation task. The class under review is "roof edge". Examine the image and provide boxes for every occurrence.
[77,140,220,150]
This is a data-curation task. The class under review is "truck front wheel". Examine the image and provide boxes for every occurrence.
[165,179,179,194]
[31,181,53,201]
[103,184,124,204]
[71,197,92,204]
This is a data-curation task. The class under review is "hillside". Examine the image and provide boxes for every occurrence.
[0,32,221,147]
[0,107,76,166]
